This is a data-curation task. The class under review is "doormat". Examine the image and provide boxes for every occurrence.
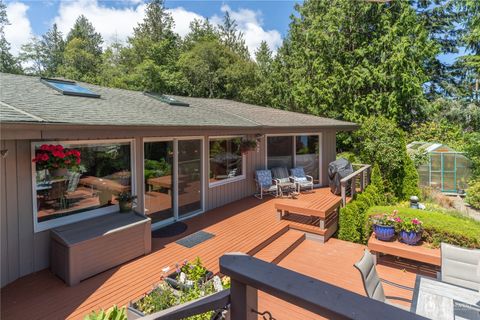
[152,222,188,238]
[175,231,215,248]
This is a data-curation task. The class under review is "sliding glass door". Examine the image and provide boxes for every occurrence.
[144,138,203,227]
[178,139,203,217]
[267,134,321,184]
[296,135,320,184]
[144,141,174,224]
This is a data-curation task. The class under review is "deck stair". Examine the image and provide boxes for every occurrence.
[253,229,305,264]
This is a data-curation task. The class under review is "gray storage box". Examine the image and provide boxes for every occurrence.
[50,212,151,286]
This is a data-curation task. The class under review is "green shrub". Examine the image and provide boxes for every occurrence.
[401,156,420,200]
[84,306,126,320]
[337,183,384,244]
[366,206,480,248]
[466,180,480,209]
[336,151,360,164]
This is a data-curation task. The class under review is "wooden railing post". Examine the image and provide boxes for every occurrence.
[230,279,258,320]
[350,175,356,198]
[341,182,346,207]
[360,172,365,192]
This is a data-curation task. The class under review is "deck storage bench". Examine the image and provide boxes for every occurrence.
[50,212,151,286]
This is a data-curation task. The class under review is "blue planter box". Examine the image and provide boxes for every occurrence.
[399,230,422,245]
[373,224,395,241]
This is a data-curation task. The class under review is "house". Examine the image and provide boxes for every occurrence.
[407,141,472,194]
[0,72,357,288]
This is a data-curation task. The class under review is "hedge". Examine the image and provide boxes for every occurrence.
[366,206,480,249]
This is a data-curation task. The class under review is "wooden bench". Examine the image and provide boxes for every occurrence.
[51,212,151,286]
[367,234,441,266]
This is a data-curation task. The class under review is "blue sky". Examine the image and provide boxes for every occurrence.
[4,0,297,57]
[4,0,460,64]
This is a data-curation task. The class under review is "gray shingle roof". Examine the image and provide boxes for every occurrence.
[0,73,357,130]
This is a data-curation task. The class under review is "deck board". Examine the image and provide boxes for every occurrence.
[0,188,430,320]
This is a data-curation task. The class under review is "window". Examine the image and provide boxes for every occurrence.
[267,136,294,169]
[32,140,134,231]
[41,78,100,98]
[209,137,245,186]
[296,135,320,184]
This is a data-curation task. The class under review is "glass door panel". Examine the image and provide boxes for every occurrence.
[178,139,202,217]
[295,135,320,183]
[144,141,174,224]
[267,136,293,169]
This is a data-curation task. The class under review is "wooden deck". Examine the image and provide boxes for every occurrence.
[1,188,435,320]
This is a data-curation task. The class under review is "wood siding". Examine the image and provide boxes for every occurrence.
[0,130,336,287]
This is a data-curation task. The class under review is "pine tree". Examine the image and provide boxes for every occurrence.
[219,11,249,59]
[401,155,421,200]
[66,15,103,56]
[0,0,22,74]
[41,23,65,76]
[132,0,174,42]
[183,18,219,50]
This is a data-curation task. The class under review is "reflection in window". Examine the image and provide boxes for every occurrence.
[209,138,244,184]
[33,141,132,223]
[267,136,293,169]
[296,135,320,183]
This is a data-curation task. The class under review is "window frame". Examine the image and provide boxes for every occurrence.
[208,135,247,188]
[31,138,136,233]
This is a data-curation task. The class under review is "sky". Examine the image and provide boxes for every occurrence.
[4,0,461,64]
[3,0,297,58]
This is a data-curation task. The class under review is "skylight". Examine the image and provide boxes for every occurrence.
[144,92,189,107]
[41,78,100,98]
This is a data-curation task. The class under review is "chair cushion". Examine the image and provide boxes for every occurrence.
[441,243,480,291]
[290,167,306,179]
[296,177,308,182]
[255,170,272,188]
[271,167,290,180]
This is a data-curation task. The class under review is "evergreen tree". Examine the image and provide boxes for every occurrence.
[41,23,65,76]
[401,155,421,199]
[19,36,44,75]
[269,0,438,129]
[183,18,219,50]
[251,41,274,106]
[218,11,249,59]
[132,0,174,42]
[66,15,103,56]
[0,0,22,74]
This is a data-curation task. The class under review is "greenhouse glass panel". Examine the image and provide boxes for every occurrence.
[443,154,455,171]
[431,172,442,190]
[418,165,429,187]
[443,172,455,191]
[431,154,441,171]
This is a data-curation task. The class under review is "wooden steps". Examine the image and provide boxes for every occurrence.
[254,229,306,264]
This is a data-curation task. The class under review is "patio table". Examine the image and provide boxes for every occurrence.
[411,275,480,320]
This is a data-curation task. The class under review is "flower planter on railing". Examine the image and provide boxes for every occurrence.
[165,270,214,290]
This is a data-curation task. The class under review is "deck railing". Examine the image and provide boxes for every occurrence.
[340,163,371,207]
[143,253,426,320]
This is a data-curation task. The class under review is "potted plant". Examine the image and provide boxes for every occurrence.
[239,138,258,154]
[32,144,81,178]
[115,192,137,213]
[165,258,213,290]
[396,217,423,245]
[370,212,397,241]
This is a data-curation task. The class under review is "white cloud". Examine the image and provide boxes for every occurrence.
[4,1,33,55]
[212,4,282,57]
[53,0,147,46]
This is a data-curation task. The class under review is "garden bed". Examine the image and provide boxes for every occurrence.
[366,206,480,248]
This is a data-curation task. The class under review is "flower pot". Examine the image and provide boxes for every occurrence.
[165,270,213,290]
[50,168,68,178]
[373,224,395,241]
[399,230,423,245]
[119,201,133,213]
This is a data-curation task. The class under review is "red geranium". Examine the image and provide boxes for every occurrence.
[32,144,81,171]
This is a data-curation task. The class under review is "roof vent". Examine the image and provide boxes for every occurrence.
[41,78,100,98]
[144,92,189,107]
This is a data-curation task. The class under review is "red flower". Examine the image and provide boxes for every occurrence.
[41,154,49,161]
[55,145,64,151]
[40,144,50,151]
[76,158,81,164]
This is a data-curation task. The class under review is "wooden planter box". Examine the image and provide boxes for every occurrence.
[50,212,151,286]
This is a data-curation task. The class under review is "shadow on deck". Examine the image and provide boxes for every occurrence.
[0,188,436,320]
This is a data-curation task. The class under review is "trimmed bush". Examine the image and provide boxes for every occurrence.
[466,180,480,209]
[401,155,420,200]
[366,206,480,248]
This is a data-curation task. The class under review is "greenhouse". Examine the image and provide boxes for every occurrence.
[407,142,472,194]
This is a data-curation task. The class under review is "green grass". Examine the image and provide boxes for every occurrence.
[366,206,480,248]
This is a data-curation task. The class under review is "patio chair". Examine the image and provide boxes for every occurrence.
[271,167,296,197]
[254,170,279,200]
[354,249,411,310]
[290,167,314,193]
[439,243,480,291]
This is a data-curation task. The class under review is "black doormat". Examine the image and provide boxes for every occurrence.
[175,231,215,248]
[152,222,188,238]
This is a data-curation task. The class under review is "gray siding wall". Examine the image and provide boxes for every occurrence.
[0,130,336,287]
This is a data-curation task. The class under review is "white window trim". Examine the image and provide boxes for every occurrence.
[31,138,136,233]
[264,133,322,186]
[208,135,247,188]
